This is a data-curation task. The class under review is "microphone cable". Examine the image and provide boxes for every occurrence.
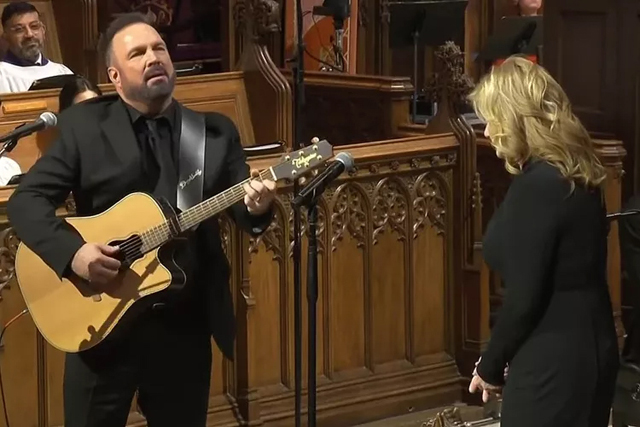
[0,308,29,427]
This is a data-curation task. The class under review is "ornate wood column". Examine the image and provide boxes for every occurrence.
[234,0,293,148]
[421,42,488,380]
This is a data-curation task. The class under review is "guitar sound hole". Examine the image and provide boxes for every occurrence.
[110,235,144,268]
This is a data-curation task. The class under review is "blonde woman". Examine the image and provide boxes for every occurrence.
[467,56,619,426]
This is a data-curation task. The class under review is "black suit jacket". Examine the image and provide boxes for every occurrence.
[7,95,273,360]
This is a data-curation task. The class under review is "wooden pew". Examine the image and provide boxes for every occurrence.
[0,73,464,426]
[280,70,414,146]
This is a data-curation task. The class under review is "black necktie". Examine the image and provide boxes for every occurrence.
[145,118,177,205]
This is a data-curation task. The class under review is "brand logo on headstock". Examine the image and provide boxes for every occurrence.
[292,152,318,169]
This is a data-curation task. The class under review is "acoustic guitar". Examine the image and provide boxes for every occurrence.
[14,139,333,353]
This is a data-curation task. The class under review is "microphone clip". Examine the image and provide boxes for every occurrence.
[0,138,19,159]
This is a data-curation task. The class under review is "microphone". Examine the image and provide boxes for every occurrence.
[0,111,57,145]
[292,151,355,207]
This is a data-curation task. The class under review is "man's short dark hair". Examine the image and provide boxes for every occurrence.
[98,12,152,66]
[1,1,39,28]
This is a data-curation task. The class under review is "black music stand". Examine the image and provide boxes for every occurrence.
[28,74,79,91]
[477,16,543,63]
[388,0,467,123]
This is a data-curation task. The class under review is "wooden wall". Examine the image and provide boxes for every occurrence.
[0,134,464,427]
[0,59,486,425]
[542,0,640,341]
[44,0,522,91]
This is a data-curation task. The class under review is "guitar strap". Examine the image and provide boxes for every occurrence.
[177,106,206,213]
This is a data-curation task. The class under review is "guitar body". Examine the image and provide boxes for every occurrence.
[14,192,187,353]
[12,138,335,354]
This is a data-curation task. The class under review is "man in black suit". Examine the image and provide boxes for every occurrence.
[6,12,276,427]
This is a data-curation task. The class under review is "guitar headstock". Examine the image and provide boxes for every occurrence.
[271,138,333,182]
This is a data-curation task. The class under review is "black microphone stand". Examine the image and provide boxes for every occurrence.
[292,187,321,427]
[0,138,19,159]
[291,0,306,426]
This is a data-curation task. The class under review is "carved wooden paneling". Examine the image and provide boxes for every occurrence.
[399,42,487,381]
[238,135,462,425]
[0,133,466,427]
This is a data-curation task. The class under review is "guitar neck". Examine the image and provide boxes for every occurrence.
[141,168,274,252]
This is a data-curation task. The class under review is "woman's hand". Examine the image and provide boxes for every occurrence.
[473,356,508,380]
[469,374,502,403]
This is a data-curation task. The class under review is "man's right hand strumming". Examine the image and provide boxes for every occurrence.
[71,243,121,290]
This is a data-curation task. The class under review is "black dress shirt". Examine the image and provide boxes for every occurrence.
[123,99,180,205]
[123,99,203,315]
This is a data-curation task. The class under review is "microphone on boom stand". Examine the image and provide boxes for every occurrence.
[0,111,57,157]
[293,152,355,207]
[292,0,307,425]
[313,0,350,71]
[293,151,355,427]
[0,112,57,186]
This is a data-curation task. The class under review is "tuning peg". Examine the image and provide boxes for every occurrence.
[311,137,320,143]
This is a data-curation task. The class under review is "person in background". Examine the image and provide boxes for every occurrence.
[58,76,102,112]
[467,56,618,427]
[0,1,72,93]
[516,0,542,16]
[490,0,542,67]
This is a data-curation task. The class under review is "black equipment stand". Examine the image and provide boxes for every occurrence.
[291,186,322,427]
[313,0,350,71]
[477,16,543,63]
[290,0,306,426]
[306,196,320,427]
[0,138,18,159]
[388,0,467,123]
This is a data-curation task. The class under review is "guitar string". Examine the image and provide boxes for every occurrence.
[115,179,249,255]
[114,169,273,257]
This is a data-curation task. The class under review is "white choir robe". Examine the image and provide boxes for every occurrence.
[0,60,73,94]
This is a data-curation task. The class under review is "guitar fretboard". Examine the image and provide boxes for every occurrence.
[139,168,274,252]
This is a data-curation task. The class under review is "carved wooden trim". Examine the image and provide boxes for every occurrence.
[424,42,479,265]
[595,139,627,179]
[0,227,18,300]
[371,177,409,244]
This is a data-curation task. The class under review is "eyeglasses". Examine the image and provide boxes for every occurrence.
[8,21,43,36]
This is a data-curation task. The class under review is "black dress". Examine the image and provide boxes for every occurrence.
[477,160,619,427]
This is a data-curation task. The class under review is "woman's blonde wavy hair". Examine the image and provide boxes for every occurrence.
[469,56,606,189]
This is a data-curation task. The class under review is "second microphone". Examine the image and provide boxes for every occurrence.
[292,151,355,207]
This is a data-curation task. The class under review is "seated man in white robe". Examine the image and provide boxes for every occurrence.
[0,1,72,93]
